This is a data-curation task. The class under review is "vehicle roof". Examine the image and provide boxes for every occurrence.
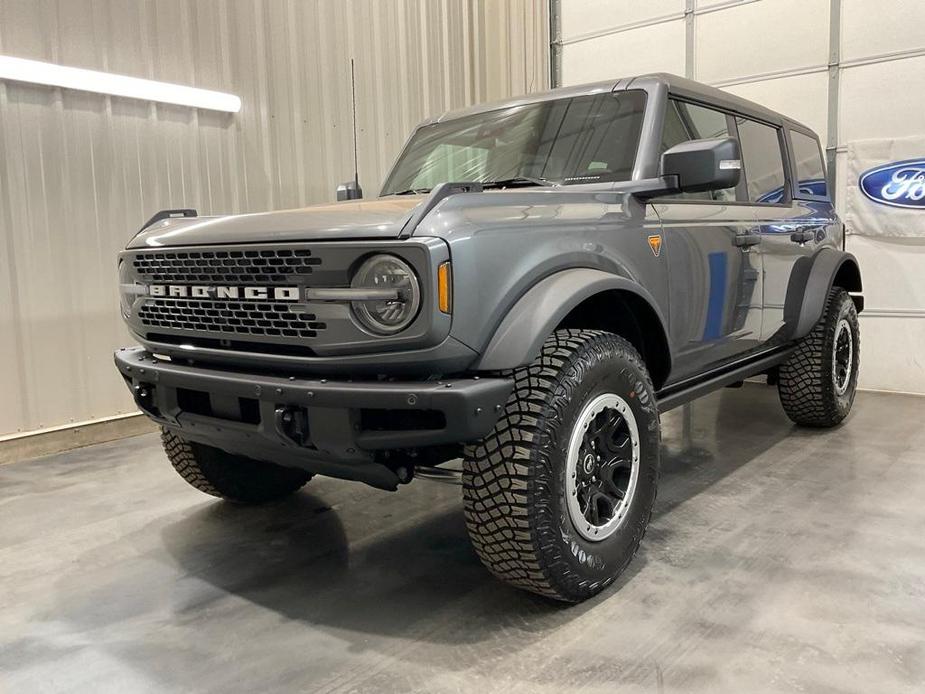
[432,72,816,137]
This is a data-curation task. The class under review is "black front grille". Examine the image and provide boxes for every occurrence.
[132,248,322,284]
[138,298,326,339]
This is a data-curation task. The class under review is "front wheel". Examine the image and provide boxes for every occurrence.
[161,429,313,503]
[462,330,660,603]
[778,287,860,427]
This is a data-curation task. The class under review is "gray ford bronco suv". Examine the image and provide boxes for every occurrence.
[116,73,863,602]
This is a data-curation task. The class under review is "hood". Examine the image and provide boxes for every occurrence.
[127,195,426,248]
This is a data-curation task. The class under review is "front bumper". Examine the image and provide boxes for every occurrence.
[114,347,511,489]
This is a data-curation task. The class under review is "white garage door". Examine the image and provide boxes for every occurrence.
[554,0,925,393]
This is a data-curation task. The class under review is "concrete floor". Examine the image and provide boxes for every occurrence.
[2,385,924,693]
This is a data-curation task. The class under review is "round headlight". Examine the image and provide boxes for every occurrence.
[118,260,134,319]
[350,254,421,335]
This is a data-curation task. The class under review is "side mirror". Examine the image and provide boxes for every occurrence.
[661,136,741,194]
[632,137,742,200]
[336,179,363,201]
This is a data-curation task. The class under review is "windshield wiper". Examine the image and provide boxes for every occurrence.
[480,176,557,190]
[390,177,556,196]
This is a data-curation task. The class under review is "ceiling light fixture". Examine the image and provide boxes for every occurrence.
[0,55,241,113]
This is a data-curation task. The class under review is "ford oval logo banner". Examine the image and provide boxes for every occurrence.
[859,159,925,209]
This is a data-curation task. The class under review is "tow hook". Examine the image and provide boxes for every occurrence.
[274,406,311,447]
[133,383,158,415]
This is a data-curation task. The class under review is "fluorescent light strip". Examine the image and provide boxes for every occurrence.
[0,55,241,113]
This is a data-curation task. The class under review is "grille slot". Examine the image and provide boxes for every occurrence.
[133,248,322,284]
[138,299,326,339]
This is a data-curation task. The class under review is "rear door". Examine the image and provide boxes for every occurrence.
[737,120,831,343]
[653,99,764,382]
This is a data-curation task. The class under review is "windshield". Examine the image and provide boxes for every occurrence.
[380,90,647,195]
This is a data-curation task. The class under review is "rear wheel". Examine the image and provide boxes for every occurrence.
[462,329,660,602]
[161,429,312,503]
[778,287,860,427]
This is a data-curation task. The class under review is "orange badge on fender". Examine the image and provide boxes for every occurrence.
[647,234,662,257]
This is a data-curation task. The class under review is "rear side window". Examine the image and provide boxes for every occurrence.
[790,130,828,199]
[659,100,736,202]
[736,118,787,203]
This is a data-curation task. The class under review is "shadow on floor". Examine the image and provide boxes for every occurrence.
[157,386,799,645]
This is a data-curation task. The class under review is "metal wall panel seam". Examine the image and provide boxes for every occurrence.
[0,57,31,433]
[840,45,925,69]
[285,0,308,209]
[826,0,841,206]
[859,309,925,319]
[557,11,685,47]
[710,63,829,88]
[472,0,483,98]
[218,0,242,214]
[556,0,766,48]
[685,0,695,79]
[694,0,764,18]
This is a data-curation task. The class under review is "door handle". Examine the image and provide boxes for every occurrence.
[734,233,761,247]
[790,229,816,244]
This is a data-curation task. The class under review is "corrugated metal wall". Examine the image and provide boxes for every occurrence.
[0,0,549,436]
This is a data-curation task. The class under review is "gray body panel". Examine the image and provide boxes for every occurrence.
[128,196,426,248]
[416,189,668,365]
[115,72,863,481]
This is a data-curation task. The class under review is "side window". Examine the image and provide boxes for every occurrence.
[790,130,828,199]
[736,118,787,203]
[659,100,736,202]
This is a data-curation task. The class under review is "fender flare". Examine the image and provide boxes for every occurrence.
[473,268,671,372]
[785,248,863,340]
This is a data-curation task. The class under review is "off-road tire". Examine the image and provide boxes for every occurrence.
[778,287,860,427]
[462,329,660,603]
[161,429,312,503]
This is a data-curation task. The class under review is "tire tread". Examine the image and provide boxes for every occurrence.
[778,287,859,427]
[462,329,656,602]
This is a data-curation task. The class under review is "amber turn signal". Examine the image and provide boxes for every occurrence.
[437,261,452,314]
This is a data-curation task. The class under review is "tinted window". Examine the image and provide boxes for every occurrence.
[790,130,828,198]
[737,118,787,203]
[659,100,736,201]
[382,91,647,194]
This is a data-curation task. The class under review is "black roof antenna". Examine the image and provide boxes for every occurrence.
[349,58,363,198]
[337,58,364,201]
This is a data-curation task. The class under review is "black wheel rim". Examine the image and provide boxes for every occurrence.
[566,394,639,541]
[833,318,853,396]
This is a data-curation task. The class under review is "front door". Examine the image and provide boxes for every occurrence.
[656,203,763,382]
[651,99,763,383]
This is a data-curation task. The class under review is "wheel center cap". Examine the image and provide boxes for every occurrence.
[582,453,595,475]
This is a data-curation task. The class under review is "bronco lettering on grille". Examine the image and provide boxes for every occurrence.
[147,285,299,301]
